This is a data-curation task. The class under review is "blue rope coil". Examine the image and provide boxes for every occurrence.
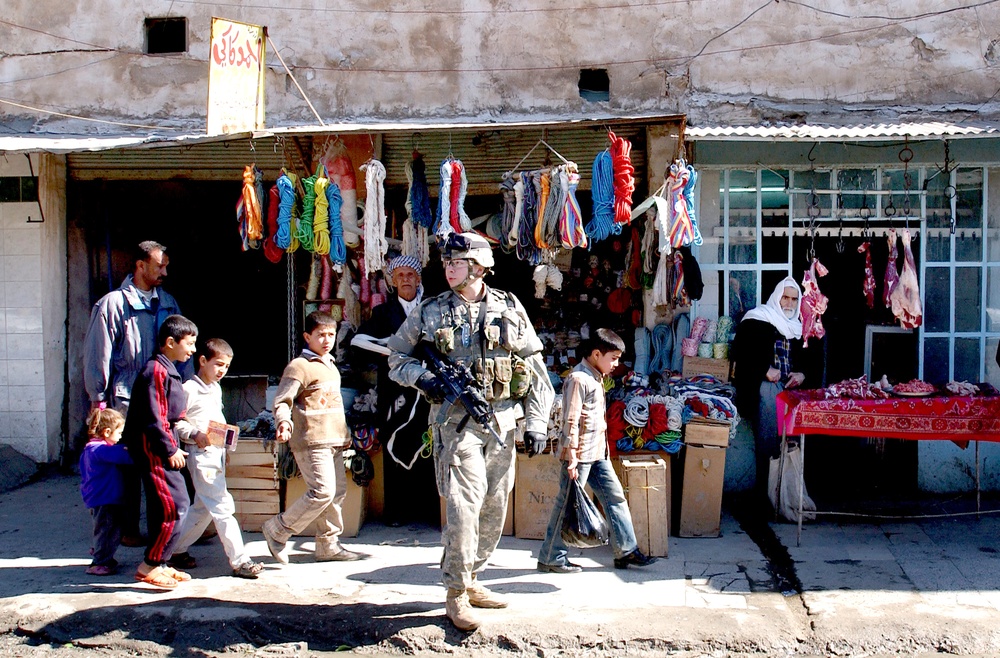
[586,151,618,244]
[326,181,347,265]
[275,174,294,250]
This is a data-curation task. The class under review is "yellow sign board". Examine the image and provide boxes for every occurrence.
[207,18,266,135]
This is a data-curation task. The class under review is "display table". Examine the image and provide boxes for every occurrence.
[776,389,1000,544]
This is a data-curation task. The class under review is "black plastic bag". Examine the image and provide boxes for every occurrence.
[560,480,610,548]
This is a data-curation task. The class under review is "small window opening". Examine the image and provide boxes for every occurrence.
[579,69,610,102]
[145,17,187,55]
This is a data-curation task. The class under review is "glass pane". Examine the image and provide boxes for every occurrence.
[791,170,831,219]
[0,177,18,202]
[923,337,949,385]
[728,170,756,264]
[881,169,919,228]
[955,267,982,332]
[761,271,788,307]
[761,170,789,264]
[702,269,723,320]
[987,337,1000,387]
[956,168,983,262]
[701,170,723,265]
[988,267,1000,333]
[925,267,950,333]
[20,177,38,202]
[924,170,952,262]
[836,169,878,214]
[954,338,981,383]
[989,168,1000,263]
[729,269,757,324]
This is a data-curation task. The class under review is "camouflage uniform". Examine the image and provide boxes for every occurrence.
[388,286,553,590]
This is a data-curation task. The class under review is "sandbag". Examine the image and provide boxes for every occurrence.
[768,445,817,523]
[560,480,610,548]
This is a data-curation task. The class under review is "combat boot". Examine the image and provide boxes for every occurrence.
[467,574,508,608]
[445,588,481,631]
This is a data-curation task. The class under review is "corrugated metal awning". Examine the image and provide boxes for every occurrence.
[687,121,1000,142]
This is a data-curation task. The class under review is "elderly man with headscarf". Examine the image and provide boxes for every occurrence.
[354,255,438,526]
[732,276,807,506]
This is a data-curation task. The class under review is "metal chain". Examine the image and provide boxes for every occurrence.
[807,187,819,261]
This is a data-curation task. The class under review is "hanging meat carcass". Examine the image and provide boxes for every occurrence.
[883,228,900,308]
[889,228,923,328]
[801,258,829,348]
[858,239,875,309]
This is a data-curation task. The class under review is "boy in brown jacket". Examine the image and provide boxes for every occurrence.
[263,311,366,564]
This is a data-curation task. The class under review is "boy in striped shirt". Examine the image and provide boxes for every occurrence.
[537,328,657,573]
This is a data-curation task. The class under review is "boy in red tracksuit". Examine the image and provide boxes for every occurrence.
[122,314,198,589]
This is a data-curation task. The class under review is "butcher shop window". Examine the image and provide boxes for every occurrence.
[700,166,995,386]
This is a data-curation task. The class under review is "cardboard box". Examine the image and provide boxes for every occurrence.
[441,493,514,536]
[228,438,278,532]
[682,356,731,383]
[678,419,730,537]
[684,417,731,448]
[285,468,367,538]
[514,453,563,539]
[619,455,669,557]
[366,449,384,520]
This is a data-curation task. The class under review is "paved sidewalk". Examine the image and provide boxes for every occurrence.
[1,473,999,656]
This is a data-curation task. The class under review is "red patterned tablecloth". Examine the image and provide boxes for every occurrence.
[777,389,1000,442]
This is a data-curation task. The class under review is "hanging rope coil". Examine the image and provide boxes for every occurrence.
[298,171,318,253]
[510,176,524,249]
[408,154,434,229]
[240,165,264,245]
[285,172,301,252]
[312,173,331,256]
[558,167,586,249]
[404,160,430,266]
[360,159,388,277]
[682,165,703,246]
[326,180,346,265]
[542,167,565,248]
[263,184,285,263]
[275,173,295,251]
[499,173,517,252]
[517,171,542,264]
[609,132,635,225]
[586,150,617,243]
[648,323,673,373]
[534,170,551,248]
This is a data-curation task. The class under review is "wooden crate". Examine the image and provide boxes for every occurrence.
[619,455,669,557]
[285,468,367,538]
[228,438,278,532]
[682,356,731,382]
[514,453,562,539]
[678,419,730,538]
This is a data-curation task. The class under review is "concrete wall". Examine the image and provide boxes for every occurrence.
[2,1,999,128]
[0,154,66,462]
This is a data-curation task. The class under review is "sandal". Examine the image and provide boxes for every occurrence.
[232,561,264,579]
[134,566,179,589]
[167,552,197,569]
[161,566,191,581]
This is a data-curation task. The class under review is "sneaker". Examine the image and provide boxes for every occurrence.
[613,550,658,570]
[167,552,197,570]
[445,588,481,632]
[232,561,264,579]
[536,561,583,574]
[85,564,116,576]
[262,520,289,565]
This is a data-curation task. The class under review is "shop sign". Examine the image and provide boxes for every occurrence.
[207,18,266,135]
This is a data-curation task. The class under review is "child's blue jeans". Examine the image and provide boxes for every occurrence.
[538,458,639,566]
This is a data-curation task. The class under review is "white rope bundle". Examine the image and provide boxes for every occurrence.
[647,394,684,431]
[509,177,524,248]
[437,159,472,240]
[532,263,563,299]
[624,396,650,427]
[360,159,388,277]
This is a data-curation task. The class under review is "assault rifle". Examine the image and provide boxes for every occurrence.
[418,343,505,448]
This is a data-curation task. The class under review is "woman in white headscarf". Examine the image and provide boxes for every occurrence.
[732,276,807,503]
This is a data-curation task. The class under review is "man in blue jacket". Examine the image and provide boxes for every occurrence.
[83,241,181,545]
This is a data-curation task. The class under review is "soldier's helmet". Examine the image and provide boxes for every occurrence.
[442,232,495,268]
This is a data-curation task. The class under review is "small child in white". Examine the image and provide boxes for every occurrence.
[170,338,263,579]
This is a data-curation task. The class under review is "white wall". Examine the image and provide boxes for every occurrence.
[0,155,66,462]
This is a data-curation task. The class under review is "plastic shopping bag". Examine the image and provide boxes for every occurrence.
[768,444,817,523]
[560,480,610,548]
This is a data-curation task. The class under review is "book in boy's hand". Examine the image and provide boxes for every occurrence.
[206,420,240,451]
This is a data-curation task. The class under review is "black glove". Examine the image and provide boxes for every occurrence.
[415,372,447,404]
[524,431,548,458]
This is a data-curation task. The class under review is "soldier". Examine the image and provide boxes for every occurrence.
[388,232,554,631]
